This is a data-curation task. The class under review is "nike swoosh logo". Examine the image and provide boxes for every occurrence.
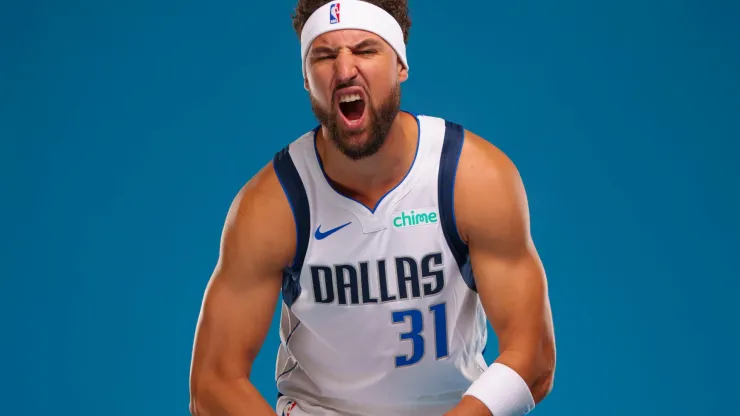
[314,222,352,240]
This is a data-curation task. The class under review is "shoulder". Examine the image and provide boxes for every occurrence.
[227,128,316,249]
[457,129,521,192]
[220,156,298,272]
[233,159,294,223]
[453,129,530,245]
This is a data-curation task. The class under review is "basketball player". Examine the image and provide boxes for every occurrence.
[189,1,556,415]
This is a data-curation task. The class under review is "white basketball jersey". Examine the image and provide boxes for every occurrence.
[271,114,488,415]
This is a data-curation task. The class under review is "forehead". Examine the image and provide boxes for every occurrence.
[310,29,388,49]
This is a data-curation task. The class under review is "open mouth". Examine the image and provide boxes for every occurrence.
[337,92,366,126]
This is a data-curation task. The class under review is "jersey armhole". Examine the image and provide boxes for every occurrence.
[272,145,311,307]
[437,121,476,292]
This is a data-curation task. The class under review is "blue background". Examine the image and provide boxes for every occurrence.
[2,0,738,414]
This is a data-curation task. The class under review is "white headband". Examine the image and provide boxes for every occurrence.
[300,1,409,77]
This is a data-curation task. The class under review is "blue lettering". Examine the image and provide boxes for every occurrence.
[421,253,444,296]
[359,262,378,304]
[395,257,421,299]
[334,264,359,305]
[310,266,334,304]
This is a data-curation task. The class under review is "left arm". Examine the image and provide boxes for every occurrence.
[446,131,556,415]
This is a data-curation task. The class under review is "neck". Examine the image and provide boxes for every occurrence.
[317,112,418,207]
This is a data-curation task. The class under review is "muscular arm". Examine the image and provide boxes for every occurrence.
[447,131,556,415]
[189,163,296,416]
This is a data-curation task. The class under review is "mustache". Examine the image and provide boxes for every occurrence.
[333,80,367,96]
[335,79,361,90]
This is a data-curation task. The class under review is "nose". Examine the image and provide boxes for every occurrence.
[333,49,359,85]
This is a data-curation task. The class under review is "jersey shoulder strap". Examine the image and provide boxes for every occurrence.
[437,120,475,292]
[272,142,312,307]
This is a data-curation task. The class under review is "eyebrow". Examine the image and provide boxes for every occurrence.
[310,38,382,56]
[352,39,381,50]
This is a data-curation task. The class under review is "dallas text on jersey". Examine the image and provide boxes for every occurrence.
[309,252,445,306]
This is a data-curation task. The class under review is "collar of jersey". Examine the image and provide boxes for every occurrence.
[310,111,423,220]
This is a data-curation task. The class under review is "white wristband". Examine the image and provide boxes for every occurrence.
[463,363,535,416]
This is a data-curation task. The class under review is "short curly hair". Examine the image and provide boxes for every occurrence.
[291,0,412,43]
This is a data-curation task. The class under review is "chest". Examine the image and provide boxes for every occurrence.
[300,191,455,308]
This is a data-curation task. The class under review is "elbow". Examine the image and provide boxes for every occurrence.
[531,344,556,403]
[189,371,253,415]
[189,384,204,416]
[190,383,218,416]
[189,373,215,416]
[535,366,555,403]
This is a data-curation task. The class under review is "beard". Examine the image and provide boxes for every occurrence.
[309,82,401,160]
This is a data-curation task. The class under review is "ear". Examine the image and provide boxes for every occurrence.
[304,76,310,91]
[398,62,409,83]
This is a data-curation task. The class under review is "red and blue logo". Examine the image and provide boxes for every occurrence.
[329,3,340,24]
[282,400,297,416]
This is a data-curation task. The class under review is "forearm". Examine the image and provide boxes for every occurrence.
[445,348,554,416]
[493,350,539,398]
[443,350,532,416]
[496,346,555,404]
[489,348,555,407]
[190,376,275,416]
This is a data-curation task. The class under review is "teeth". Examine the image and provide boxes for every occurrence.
[339,93,362,103]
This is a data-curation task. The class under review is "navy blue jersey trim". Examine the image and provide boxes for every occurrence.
[276,361,299,382]
[438,121,476,292]
[273,146,310,307]
[275,321,302,397]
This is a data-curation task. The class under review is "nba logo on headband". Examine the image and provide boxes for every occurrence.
[329,3,340,24]
[300,1,408,76]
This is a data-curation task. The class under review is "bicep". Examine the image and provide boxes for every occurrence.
[192,260,283,381]
[469,238,549,353]
[469,236,553,392]
[456,132,552,360]
[191,167,295,383]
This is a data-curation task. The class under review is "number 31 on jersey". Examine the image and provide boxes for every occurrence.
[391,302,449,367]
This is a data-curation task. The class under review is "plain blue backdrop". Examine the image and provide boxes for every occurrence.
[2,0,739,415]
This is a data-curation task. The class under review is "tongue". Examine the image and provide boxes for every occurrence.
[339,100,365,121]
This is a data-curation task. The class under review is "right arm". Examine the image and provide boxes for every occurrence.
[189,163,296,416]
